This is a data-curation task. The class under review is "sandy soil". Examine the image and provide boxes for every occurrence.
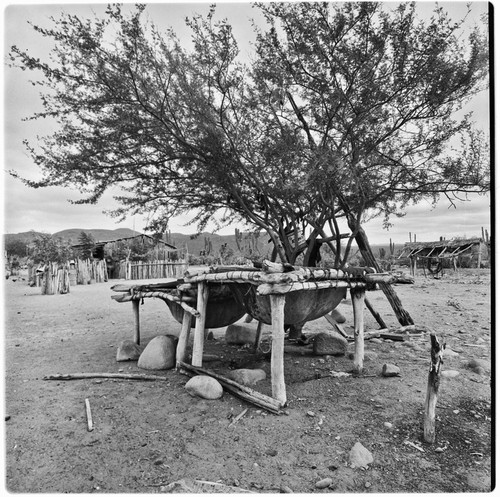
[4,268,492,493]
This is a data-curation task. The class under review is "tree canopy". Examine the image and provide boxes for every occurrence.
[9,2,489,265]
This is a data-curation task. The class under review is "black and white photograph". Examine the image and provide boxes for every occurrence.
[3,1,492,493]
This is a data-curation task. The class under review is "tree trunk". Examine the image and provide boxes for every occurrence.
[347,216,414,326]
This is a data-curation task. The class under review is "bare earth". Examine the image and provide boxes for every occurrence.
[4,268,492,493]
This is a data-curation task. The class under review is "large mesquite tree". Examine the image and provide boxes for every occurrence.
[253,2,489,247]
[9,3,489,271]
[251,1,489,323]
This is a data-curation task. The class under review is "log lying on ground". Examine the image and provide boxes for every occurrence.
[178,361,282,414]
[43,373,168,381]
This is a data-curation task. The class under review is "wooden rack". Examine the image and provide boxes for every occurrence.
[110,266,391,407]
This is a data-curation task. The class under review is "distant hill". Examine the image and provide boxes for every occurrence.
[3,228,141,245]
[3,228,270,256]
[53,228,141,243]
[4,228,404,259]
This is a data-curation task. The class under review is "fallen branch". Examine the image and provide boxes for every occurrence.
[43,373,168,381]
[85,398,94,432]
[228,408,248,427]
[178,361,282,414]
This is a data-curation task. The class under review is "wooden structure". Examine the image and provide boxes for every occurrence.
[111,262,397,407]
[72,233,179,279]
[76,258,107,284]
[119,259,188,280]
[39,262,71,294]
[398,237,490,277]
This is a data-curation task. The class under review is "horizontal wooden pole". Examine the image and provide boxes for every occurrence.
[43,373,168,381]
[257,280,366,295]
[111,290,200,317]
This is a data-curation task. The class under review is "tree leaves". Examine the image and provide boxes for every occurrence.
[8,3,489,263]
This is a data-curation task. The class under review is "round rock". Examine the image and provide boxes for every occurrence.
[349,442,374,468]
[116,340,142,362]
[315,478,333,489]
[226,368,266,386]
[185,375,223,400]
[137,335,177,370]
[313,332,348,356]
[382,363,400,377]
[330,309,346,324]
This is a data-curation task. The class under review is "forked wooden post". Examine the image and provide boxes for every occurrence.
[270,294,286,406]
[176,310,192,367]
[350,288,365,374]
[132,299,140,345]
[192,282,209,367]
[424,333,445,443]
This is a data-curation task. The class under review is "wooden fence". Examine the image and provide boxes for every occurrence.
[30,259,108,289]
[40,262,71,295]
[119,259,188,280]
[76,259,108,284]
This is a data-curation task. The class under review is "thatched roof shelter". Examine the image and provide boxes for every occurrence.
[398,236,490,274]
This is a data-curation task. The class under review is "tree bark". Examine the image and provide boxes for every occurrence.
[346,216,414,326]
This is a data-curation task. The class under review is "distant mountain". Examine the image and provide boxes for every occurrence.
[3,231,43,244]
[4,228,404,259]
[3,228,270,256]
[53,228,141,243]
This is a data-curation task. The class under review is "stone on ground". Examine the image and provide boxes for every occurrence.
[185,375,223,400]
[137,335,177,370]
[381,363,400,377]
[315,478,333,489]
[116,340,142,362]
[225,323,257,345]
[226,368,266,386]
[313,332,348,356]
[349,442,374,468]
[466,358,490,374]
[330,309,346,324]
[441,370,460,378]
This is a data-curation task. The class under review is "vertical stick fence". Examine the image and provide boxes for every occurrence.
[119,259,188,280]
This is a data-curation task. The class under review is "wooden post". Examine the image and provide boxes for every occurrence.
[270,294,286,406]
[364,296,387,329]
[192,281,208,367]
[345,216,413,325]
[424,333,445,443]
[350,288,365,374]
[132,299,140,345]
[176,310,192,367]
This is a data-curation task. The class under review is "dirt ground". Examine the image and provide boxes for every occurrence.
[3,267,492,493]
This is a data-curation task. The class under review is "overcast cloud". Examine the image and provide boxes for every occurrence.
[2,1,491,245]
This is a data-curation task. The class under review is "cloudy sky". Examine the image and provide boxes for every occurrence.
[2,1,491,244]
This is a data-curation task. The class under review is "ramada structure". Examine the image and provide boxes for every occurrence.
[112,262,397,410]
[398,236,490,276]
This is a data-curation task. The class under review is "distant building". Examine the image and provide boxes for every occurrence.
[398,236,490,275]
[72,233,178,279]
